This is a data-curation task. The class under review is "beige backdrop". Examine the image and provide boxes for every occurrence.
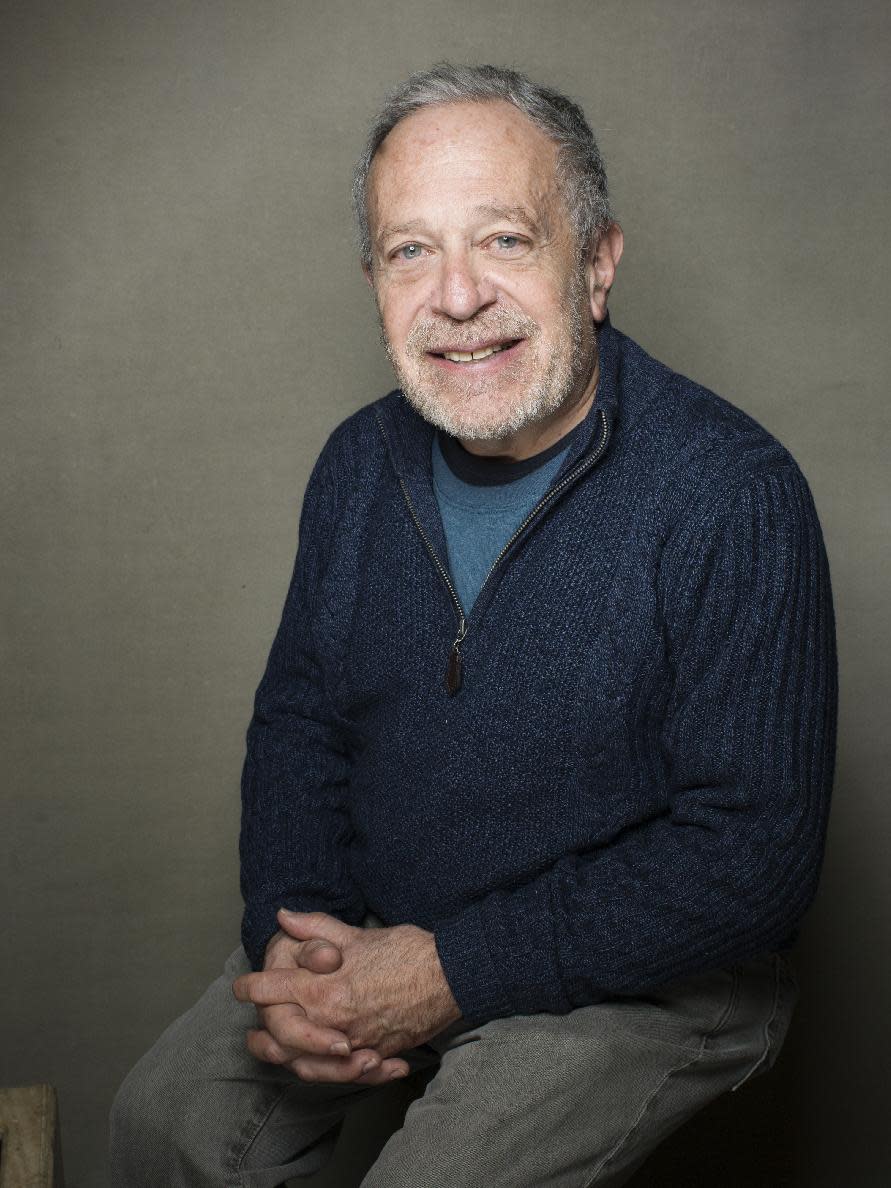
[2,1,888,1185]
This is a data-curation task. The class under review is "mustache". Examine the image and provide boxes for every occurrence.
[403,311,539,354]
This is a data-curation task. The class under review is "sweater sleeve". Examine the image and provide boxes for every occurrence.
[434,463,838,1026]
[239,444,365,970]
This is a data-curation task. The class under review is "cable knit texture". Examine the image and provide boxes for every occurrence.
[239,317,837,1028]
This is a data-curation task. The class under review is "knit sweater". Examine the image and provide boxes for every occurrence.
[239,315,838,1028]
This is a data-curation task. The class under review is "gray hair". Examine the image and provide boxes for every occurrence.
[352,61,612,268]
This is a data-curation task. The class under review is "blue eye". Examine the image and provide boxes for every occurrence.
[495,235,520,250]
[398,243,424,260]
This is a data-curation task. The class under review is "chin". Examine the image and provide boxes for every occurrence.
[406,363,579,444]
[414,401,555,442]
[401,381,545,441]
[441,410,534,441]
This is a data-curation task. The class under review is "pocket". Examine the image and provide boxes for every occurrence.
[729,953,795,1092]
[764,953,799,1070]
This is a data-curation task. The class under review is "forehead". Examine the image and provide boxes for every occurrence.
[368,100,562,236]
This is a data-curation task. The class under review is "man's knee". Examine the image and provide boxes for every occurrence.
[110,1041,190,1164]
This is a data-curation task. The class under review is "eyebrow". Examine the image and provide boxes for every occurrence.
[472,203,543,233]
[376,203,546,246]
[377,218,428,242]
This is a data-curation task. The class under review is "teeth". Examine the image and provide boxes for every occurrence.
[442,343,507,363]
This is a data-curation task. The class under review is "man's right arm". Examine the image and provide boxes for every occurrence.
[239,440,365,970]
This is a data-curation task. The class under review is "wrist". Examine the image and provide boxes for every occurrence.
[415,927,461,1027]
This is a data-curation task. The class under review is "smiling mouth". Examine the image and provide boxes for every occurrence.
[428,339,522,363]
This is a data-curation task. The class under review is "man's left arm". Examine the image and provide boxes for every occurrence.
[431,462,838,1027]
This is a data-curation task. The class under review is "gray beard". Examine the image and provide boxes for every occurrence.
[378,271,595,442]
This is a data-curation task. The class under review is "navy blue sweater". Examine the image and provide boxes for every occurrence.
[240,317,837,1028]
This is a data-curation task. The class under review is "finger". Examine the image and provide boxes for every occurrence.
[247,1027,293,1066]
[354,1057,412,1085]
[296,938,342,974]
[264,932,342,975]
[287,1050,411,1085]
[233,969,309,1006]
[249,1024,331,1067]
[259,1005,352,1057]
[292,1046,381,1083]
[249,1021,411,1083]
[276,908,355,946]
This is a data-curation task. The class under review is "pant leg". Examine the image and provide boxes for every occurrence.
[360,952,798,1188]
[109,946,436,1188]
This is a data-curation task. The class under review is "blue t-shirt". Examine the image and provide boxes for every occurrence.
[432,421,587,614]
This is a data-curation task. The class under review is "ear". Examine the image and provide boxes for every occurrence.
[587,222,624,323]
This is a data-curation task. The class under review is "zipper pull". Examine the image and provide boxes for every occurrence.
[445,617,467,695]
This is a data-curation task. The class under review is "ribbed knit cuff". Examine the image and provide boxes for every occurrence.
[434,903,513,1027]
[435,883,574,1026]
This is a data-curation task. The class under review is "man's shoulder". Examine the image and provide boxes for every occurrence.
[612,325,804,504]
[320,395,391,454]
[310,393,400,485]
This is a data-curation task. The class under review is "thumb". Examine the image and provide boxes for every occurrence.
[295,937,343,974]
[277,908,353,946]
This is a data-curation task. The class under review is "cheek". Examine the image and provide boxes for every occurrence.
[378,292,422,350]
[496,271,566,324]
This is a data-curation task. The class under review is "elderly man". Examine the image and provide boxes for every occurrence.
[110,63,836,1187]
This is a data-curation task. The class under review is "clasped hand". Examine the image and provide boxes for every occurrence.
[232,908,460,1085]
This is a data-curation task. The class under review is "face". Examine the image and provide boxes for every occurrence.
[365,100,617,446]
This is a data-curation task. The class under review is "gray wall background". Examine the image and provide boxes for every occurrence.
[2,1,888,1185]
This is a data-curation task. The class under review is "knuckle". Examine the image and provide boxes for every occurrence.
[343,1019,365,1047]
[293,1060,317,1083]
[248,1030,282,1065]
[265,1024,292,1051]
[245,972,264,999]
[281,1023,308,1051]
[267,1021,295,1049]
[303,1029,328,1055]
[259,1011,279,1036]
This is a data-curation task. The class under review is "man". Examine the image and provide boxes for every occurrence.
[111,62,837,1186]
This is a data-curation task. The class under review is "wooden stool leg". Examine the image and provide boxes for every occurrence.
[0,1085,65,1188]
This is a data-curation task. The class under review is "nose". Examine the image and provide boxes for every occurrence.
[430,248,496,321]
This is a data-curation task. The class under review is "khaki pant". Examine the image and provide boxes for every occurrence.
[109,946,796,1187]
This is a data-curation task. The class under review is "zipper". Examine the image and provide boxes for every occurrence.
[399,405,611,695]
[398,477,468,692]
